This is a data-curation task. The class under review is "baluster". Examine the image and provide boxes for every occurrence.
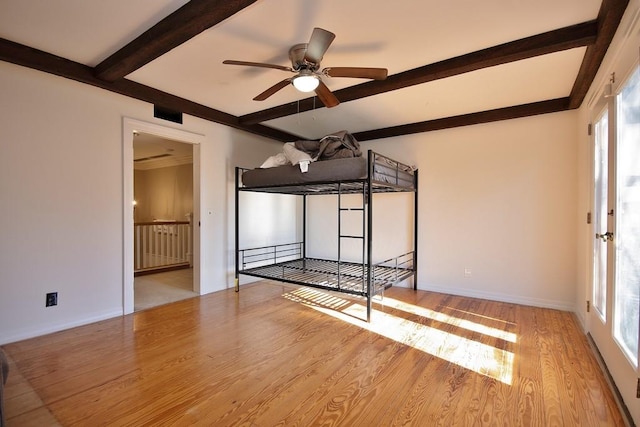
[142,225,148,269]
[183,224,187,263]
[154,225,159,267]
[171,224,176,263]
[162,225,167,265]
[188,223,192,267]
[176,224,184,262]
[135,225,140,270]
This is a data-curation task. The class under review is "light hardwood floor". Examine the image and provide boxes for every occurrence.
[2,281,625,426]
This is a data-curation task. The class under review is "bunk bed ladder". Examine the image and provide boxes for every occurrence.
[336,182,366,293]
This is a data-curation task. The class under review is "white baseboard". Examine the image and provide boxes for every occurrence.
[573,309,587,331]
[0,309,122,346]
[419,283,576,312]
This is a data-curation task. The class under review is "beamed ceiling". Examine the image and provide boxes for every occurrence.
[0,0,630,142]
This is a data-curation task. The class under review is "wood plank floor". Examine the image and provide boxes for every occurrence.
[2,281,625,426]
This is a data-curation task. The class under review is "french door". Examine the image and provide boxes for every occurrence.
[590,62,639,424]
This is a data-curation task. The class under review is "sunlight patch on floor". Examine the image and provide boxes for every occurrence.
[283,288,514,385]
[381,296,517,343]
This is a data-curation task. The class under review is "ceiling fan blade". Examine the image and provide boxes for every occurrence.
[223,60,293,72]
[253,79,292,101]
[314,80,339,108]
[304,28,335,64]
[324,67,388,80]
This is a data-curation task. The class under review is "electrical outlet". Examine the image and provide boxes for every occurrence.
[464,268,472,278]
[46,292,58,307]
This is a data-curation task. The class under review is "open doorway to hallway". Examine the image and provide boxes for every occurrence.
[132,132,196,311]
[123,118,202,315]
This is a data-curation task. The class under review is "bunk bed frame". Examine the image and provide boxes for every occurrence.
[235,150,418,322]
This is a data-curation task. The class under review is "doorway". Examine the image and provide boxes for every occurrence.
[122,118,203,315]
[133,132,197,310]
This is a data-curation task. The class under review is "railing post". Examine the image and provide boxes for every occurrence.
[302,195,307,260]
[187,213,193,267]
[413,168,418,291]
[337,182,342,287]
[367,150,374,322]
[135,224,138,270]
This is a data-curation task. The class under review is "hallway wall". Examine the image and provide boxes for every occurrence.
[134,163,193,223]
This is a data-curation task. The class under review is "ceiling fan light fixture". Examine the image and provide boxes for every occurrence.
[292,74,319,92]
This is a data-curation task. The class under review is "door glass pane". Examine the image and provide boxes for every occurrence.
[593,108,609,320]
[614,65,640,366]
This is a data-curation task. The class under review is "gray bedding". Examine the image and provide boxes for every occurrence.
[242,155,414,189]
[242,157,367,187]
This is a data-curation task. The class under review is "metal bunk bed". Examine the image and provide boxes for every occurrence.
[235,150,418,321]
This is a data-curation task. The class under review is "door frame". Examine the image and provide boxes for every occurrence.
[122,118,204,314]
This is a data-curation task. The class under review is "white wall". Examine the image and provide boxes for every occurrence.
[0,61,281,344]
[358,112,579,310]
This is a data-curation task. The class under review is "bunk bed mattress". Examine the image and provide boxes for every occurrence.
[242,156,414,188]
[242,157,367,187]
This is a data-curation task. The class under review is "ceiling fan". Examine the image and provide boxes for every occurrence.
[223,27,388,108]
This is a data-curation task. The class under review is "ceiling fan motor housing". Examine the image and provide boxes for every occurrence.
[289,43,319,71]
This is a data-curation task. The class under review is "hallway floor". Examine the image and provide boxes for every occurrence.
[134,268,197,311]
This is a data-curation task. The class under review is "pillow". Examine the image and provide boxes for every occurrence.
[260,152,288,168]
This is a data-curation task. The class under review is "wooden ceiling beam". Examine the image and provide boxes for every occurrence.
[0,38,299,142]
[569,0,629,108]
[353,98,571,141]
[94,0,259,82]
[239,21,598,125]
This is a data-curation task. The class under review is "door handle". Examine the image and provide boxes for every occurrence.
[595,231,613,242]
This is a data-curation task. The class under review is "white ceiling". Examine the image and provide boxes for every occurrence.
[0,0,603,140]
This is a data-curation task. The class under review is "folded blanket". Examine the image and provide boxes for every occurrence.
[295,130,361,161]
